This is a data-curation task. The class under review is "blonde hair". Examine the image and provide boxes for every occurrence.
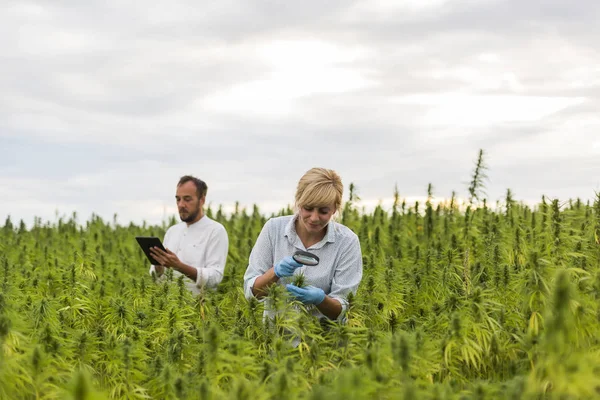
[295,168,343,211]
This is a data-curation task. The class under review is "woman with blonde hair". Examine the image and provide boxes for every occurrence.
[243,167,363,321]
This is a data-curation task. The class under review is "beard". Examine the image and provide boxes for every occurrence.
[179,204,201,223]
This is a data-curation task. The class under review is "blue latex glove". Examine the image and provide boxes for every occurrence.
[286,284,326,305]
[274,256,303,278]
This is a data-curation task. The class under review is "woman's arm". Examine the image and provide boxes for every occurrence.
[250,267,279,299]
[316,296,342,320]
[243,220,275,300]
[327,234,364,320]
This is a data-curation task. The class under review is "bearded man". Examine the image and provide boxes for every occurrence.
[149,175,229,293]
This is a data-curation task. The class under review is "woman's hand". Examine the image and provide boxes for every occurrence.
[286,284,325,305]
[274,256,303,278]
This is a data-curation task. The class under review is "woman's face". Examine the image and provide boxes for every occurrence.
[298,203,336,234]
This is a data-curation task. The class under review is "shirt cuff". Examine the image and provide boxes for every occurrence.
[327,295,348,321]
[196,267,222,290]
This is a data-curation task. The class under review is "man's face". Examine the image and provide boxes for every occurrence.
[176,181,204,223]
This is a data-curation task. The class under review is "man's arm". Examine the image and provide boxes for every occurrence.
[173,260,198,281]
[153,264,165,276]
[149,247,196,280]
[195,225,229,289]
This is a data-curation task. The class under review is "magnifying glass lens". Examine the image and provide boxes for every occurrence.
[293,250,319,266]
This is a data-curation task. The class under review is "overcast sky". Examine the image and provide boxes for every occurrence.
[1,0,599,227]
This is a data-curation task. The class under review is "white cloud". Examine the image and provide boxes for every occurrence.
[342,0,457,21]
[391,93,586,128]
[201,39,375,118]
[477,52,500,63]
[562,66,600,89]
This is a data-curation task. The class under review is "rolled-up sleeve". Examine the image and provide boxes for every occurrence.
[196,225,229,290]
[327,234,363,320]
[243,219,274,300]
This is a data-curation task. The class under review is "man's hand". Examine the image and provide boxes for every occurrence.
[149,247,182,270]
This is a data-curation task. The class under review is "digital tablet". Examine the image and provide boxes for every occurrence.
[135,236,167,265]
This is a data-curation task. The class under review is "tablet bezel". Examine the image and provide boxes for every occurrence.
[135,236,167,265]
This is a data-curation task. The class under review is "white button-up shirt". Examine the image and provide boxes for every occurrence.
[243,215,363,320]
[149,216,229,294]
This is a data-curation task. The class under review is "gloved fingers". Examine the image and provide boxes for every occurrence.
[282,256,303,269]
[276,257,303,278]
[286,284,307,295]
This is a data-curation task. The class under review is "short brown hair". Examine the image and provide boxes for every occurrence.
[178,175,208,199]
[295,168,343,211]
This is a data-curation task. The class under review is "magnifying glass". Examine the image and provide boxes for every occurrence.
[293,250,319,266]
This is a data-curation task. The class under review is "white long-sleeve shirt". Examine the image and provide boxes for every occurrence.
[243,215,363,321]
[149,215,228,294]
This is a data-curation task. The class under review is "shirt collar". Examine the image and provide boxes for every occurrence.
[284,214,336,249]
[186,215,206,229]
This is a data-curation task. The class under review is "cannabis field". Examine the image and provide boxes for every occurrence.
[1,186,600,399]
